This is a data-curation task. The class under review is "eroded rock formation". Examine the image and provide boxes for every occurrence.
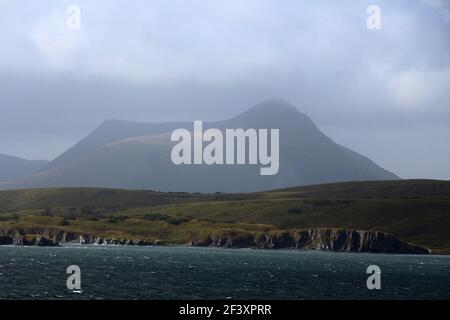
[188,229,430,254]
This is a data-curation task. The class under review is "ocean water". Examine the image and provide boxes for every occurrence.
[0,245,448,300]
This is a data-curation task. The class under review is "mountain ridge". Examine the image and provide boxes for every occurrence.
[0,154,49,182]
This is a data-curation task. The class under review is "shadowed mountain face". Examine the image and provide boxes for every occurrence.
[0,154,48,182]
[5,100,398,192]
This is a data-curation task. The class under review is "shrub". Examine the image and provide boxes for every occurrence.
[59,217,70,226]
[41,208,53,216]
[288,207,303,214]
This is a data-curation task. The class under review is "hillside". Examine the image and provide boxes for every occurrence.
[0,154,48,182]
[0,179,449,253]
[5,100,398,192]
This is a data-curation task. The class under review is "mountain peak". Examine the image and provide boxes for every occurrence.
[232,99,317,132]
[246,98,300,114]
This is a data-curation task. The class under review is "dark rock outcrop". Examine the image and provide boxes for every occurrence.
[189,229,430,254]
[10,235,58,246]
[0,236,13,245]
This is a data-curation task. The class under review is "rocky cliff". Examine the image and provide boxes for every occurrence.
[0,234,58,246]
[188,229,431,254]
[0,226,431,254]
[0,227,154,246]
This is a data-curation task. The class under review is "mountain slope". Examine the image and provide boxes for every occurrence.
[6,100,398,192]
[0,154,48,181]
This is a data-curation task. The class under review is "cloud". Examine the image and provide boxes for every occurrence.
[387,69,450,109]
[422,0,450,21]
[30,9,87,70]
[0,0,447,84]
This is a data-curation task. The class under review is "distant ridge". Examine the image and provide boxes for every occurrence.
[5,100,399,192]
[0,154,48,182]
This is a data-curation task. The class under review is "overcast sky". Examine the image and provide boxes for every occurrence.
[0,0,449,179]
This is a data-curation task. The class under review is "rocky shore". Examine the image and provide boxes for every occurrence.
[0,227,431,254]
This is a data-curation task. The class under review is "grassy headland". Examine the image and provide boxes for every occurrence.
[0,179,449,253]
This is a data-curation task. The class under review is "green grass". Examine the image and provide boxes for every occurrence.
[0,179,449,253]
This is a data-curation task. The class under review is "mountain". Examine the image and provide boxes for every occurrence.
[5,100,398,192]
[0,154,48,182]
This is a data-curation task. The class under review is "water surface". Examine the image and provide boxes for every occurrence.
[0,245,448,299]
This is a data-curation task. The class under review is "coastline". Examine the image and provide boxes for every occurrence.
[0,228,432,255]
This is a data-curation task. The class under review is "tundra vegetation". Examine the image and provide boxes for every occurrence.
[0,180,449,253]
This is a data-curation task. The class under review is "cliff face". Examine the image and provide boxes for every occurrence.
[0,226,430,254]
[0,233,58,246]
[0,227,154,246]
[189,229,431,254]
